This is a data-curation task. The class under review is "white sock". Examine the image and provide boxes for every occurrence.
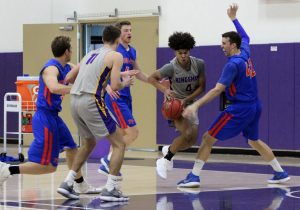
[192,159,205,176]
[106,174,122,191]
[64,170,77,185]
[269,158,284,172]
[107,151,112,161]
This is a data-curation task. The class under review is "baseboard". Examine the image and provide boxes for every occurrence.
[0,138,23,145]
[158,146,300,157]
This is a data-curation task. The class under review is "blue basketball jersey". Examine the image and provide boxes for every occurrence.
[36,58,71,112]
[117,44,136,99]
[218,41,258,103]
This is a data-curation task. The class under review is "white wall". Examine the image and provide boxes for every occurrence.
[0,0,52,52]
[0,0,158,52]
[158,0,300,47]
[1,0,300,52]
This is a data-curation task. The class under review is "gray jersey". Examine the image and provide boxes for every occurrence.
[159,56,205,99]
[71,47,112,97]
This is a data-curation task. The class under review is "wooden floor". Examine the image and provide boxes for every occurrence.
[1,147,300,209]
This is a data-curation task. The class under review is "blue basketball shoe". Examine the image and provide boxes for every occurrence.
[97,155,122,177]
[268,171,290,184]
[177,172,200,188]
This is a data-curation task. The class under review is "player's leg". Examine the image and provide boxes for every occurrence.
[57,95,98,199]
[245,102,290,183]
[99,97,137,175]
[58,116,101,194]
[100,127,128,202]
[178,109,243,187]
[156,117,198,179]
[0,111,60,184]
[123,125,139,146]
[58,137,96,199]
[171,117,199,152]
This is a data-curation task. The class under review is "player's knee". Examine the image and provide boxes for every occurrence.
[201,133,215,147]
[83,139,96,151]
[183,130,197,145]
[113,139,126,150]
[127,127,139,141]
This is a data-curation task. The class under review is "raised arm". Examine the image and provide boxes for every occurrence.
[227,3,250,43]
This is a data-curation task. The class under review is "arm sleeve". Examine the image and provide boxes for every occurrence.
[218,62,238,87]
[159,63,174,78]
[233,19,250,44]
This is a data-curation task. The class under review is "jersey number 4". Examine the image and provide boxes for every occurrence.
[246,58,256,78]
[186,84,192,92]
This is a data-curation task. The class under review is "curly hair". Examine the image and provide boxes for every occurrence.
[168,32,196,50]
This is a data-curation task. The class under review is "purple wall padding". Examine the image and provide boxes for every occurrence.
[89,138,110,159]
[294,43,300,150]
[268,44,294,150]
[0,53,23,138]
[156,43,298,150]
[250,44,270,144]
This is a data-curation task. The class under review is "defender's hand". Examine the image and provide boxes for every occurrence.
[182,103,198,120]
[122,76,135,87]
[164,89,175,100]
[121,70,140,77]
[227,3,239,21]
[105,85,120,100]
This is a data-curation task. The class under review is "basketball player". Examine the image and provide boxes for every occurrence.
[148,32,206,179]
[57,25,133,201]
[98,20,149,176]
[178,4,290,187]
[0,36,100,194]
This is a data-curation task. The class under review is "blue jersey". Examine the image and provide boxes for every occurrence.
[36,58,71,112]
[218,19,258,103]
[117,44,137,99]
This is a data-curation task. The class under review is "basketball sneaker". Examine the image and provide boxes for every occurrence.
[156,157,172,179]
[99,187,129,202]
[98,156,122,176]
[177,172,200,188]
[0,161,11,185]
[162,145,173,171]
[74,180,102,194]
[268,171,290,184]
[57,181,80,199]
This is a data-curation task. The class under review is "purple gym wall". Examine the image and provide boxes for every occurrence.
[156,43,299,150]
[0,53,23,139]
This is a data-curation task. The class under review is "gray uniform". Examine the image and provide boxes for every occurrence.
[70,47,117,139]
[159,56,205,124]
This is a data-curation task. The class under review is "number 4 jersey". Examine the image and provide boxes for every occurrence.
[159,56,205,99]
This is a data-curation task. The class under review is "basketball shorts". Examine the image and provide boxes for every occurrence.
[105,94,136,129]
[71,94,117,139]
[208,101,262,141]
[28,109,77,167]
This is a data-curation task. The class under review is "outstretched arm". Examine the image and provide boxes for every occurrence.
[227,3,250,43]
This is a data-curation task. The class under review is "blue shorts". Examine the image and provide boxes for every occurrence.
[28,109,77,167]
[105,94,136,129]
[208,101,261,141]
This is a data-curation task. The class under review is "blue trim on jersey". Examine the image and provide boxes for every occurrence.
[36,59,71,112]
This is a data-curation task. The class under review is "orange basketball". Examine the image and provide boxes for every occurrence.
[162,97,183,120]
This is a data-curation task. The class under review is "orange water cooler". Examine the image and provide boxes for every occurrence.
[15,76,39,133]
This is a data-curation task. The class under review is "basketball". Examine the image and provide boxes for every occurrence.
[162,97,184,120]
